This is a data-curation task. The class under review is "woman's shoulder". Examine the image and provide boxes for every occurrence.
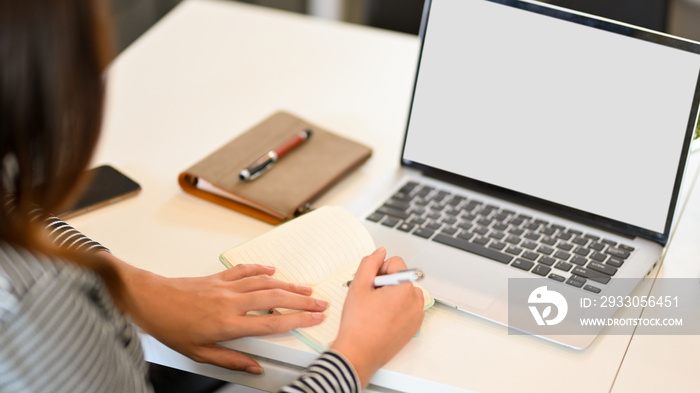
[0,241,151,392]
[0,241,66,321]
[0,240,116,322]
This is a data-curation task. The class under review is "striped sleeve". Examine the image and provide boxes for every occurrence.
[43,216,108,253]
[29,209,108,253]
[279,350,361,393]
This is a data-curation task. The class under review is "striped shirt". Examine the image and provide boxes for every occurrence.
[0,218,360,393]
[0,219,149,393]
[279,350,360,393]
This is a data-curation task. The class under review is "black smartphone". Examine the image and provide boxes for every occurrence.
[58,165,141,219]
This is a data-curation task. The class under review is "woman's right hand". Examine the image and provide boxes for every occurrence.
[330,247,425,388]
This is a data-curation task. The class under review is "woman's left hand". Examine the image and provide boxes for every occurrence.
[98,252,328,374]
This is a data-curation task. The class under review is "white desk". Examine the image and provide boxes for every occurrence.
[72,0,700,391]
[611,155,700,392]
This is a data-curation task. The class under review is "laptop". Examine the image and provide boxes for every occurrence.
[350,0,700,349]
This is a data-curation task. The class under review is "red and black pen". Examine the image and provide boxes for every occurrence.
[239,129,312,181]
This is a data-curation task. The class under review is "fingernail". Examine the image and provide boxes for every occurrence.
[245,366,264,375]
[374,247,386,254]
[298,284,313,293]
[316,298,329,308]
[264,265,276,270]
[312,312,326,320]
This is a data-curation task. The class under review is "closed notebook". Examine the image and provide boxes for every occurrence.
[219,206,434,352]
[178,111,372,224]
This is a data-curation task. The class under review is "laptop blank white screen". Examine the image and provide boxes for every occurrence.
[403,0,700,235]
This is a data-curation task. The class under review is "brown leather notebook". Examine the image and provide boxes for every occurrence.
[178,111,372,224]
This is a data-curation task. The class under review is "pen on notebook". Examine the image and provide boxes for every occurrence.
[239,129,312,181]
[344,269,424,288]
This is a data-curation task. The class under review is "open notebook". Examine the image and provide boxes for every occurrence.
[220,206,433,352]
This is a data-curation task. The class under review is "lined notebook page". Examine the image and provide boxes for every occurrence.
[292,264,357,350]
[220,206,375,351]
[220,206,434,352]
[220,206,375,285]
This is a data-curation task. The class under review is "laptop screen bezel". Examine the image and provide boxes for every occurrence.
[400,0,700,245]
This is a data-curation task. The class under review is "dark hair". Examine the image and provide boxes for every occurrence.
[0,0,113,250]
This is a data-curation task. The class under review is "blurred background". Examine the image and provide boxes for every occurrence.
[109,0,700,53]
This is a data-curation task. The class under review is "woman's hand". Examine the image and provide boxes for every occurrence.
[98,252,328,374]
[330,248,425,387]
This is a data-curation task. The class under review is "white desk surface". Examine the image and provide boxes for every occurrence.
[72,0,700,391]
[611,155,700,392]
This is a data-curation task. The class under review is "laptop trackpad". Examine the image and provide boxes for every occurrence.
[412,248,509,311]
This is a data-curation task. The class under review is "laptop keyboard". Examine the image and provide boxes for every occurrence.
[366,181,635,293]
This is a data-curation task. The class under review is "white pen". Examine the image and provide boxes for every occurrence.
[344,269,424,288]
